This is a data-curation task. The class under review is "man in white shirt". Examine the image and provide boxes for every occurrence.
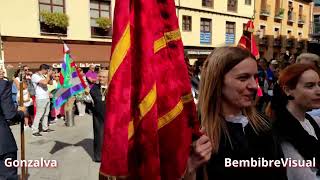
[31,64,54,136]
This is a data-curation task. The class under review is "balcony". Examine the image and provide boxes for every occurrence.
[259,37,268,46]
[91,27,112,38]
[298,15,306,25]
[260,5,271,17]
[274,8,284,20]
[287,12,296,23]
[40,22,67,36]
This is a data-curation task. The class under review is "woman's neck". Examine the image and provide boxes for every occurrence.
[222,101,241,117]
[286,102,306,121]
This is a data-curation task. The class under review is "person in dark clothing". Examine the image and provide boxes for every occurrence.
[90,70,108,162]
[271,64,320,179]
[0,79,24,180]
[184,47,287,180]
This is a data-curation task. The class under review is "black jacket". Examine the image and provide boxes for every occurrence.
[90,83,107,161]
[199,121,287,180]
[273,107,320,172]
[0,80,23,155]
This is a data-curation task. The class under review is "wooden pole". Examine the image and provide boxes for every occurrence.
[19,63,27,180]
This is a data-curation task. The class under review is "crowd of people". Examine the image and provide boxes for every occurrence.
[0,63,109,179]
[3,64,108,136]
[1,47,320,179]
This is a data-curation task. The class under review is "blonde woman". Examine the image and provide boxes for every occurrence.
[186,47,287,180]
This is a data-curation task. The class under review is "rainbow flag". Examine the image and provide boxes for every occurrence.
[53,43,86,108]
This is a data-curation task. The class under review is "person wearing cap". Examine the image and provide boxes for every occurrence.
[31,64,55,137]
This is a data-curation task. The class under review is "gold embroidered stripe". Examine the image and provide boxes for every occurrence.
[158,93,193,129]
[154,29,181,53]
[128,85,157,139]
[128,93,194,139]
[158,100,184,129]
[139,84,157,119]
[128,120,134,139]
[109,23,131,82]
[181,93,193,104]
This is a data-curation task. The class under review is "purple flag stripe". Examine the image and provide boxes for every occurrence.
[54,77,82,97]
[72,71,77,78]
[62,62,67,71]
[54,84,85,108]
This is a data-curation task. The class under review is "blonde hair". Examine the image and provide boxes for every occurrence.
[296,53,320,67]
[198,47,270,153]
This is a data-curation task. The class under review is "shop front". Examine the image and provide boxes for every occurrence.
[3,37,111,76]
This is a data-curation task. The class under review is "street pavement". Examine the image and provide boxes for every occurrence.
[11,114,100,180]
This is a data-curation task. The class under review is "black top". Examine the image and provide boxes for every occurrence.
[0,80,23,155]
[90,84,107,122]
[199,120,287,180]
[273,107,320,173]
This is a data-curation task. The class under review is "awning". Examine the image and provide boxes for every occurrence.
[3,41,111,69]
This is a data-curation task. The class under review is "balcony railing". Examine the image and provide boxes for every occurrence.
[287,12,296,23]
[260,5,271,17]
[298,15,306,25]
[274,8,284,20]
[40,22,67,35]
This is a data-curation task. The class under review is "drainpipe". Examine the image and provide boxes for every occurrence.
[0,24,4,72]
[280,0,284,54]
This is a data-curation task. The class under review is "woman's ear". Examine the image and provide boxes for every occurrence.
[283,86,295,100]
[282,86,291,96]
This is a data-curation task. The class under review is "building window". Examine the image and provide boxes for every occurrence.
[39,0,65,13]
[200,18,212,44]
[288,1,293,22]
[202,0,213,8]
[316,0,320,6]
[90,0,112,37]
[227,0,237,12]
[314,15,320,34]
[39,0,66,34]
[245,0,251,5]
[287,30,292,38]
[259,25,266,38]
[299,5,303,16]
[274,28,280,38]
[225,22,235,45]
[182,16,192,31]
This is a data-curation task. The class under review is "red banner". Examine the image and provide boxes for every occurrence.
[99,0,198,179]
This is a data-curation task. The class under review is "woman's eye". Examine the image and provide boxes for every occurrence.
[238,76,248,81]
[305,83,315,88]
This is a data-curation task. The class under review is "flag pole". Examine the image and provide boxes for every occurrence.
[18,63,27,180]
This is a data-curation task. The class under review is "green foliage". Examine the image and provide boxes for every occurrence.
[40,11,69,29]
[278,8,285,16]
[96,17,112,30]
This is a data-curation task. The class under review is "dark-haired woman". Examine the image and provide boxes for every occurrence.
[272,64,320,179]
